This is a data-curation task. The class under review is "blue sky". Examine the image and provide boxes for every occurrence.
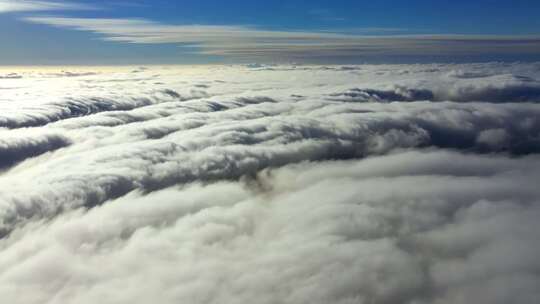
[1,0,539,65]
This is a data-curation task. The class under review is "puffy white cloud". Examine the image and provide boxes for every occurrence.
[1,151,540,304]
[0,63,539,303]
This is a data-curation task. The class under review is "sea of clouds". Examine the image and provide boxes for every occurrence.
[1,63,540,304]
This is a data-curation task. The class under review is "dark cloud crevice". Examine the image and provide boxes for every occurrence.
[0,134,71,170]
[330,82,540,103]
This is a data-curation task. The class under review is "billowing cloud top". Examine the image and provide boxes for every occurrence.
[1,63,540,303]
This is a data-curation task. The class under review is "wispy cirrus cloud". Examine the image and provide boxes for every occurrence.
[0,0,95,13]
[21,16,540,61]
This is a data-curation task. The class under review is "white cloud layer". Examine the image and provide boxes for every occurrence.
[0,63,539,303]
[22,16,540,60]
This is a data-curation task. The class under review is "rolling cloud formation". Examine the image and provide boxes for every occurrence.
[0,63,539,303]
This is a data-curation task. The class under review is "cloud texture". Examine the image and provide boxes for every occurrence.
[0,63,539,303]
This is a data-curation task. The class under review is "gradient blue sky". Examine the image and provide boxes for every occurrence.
[1,0,539,65]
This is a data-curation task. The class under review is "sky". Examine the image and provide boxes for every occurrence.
[1,0,540,65]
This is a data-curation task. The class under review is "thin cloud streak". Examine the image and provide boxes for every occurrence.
[0,0,95,13]
[22,16,540,60]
